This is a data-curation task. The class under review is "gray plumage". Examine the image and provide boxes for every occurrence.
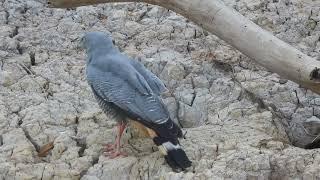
[82,32,191,170]
[83,32,169,125]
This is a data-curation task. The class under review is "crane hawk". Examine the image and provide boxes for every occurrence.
[81,32,191,170]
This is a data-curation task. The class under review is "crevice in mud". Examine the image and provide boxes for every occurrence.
[73,116,86,157]
[0,59,4,69]
[175,99,183,128]
[80,156,99,178]
[0,135,3,146]
[29,52,36,66]
[193,29,197,39]
[9,26,19,38]
[41,80,53,98]
[293,90,304,114]
[190,76,196,106]
[18,119,23,126]
[19,6,28,14]
[169,26,175,40]
[212,60,233,74]
[22,128,40,152]
[79,170,88,178]
[236,80,286,121]
[16,42,23,55]
[77,140,86,157]
[40,165,45,180]
[232,76,291,145]
[74,116,79,134]
[92,156,99,165]
[186,41,192,53]
[18,63,33,75]
[4,10,9,24]
[244,89,267,111]
[136,7,151,22]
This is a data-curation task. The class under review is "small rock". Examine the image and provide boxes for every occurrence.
[279,79,288,84]
[178,95,207,128]
[303,116,320,136]
[174,85,194,106]
[162,97,179,125]
[266,141,284,150]
[85,156,138,179]
[160,61,186,87]
[193,75,210,89]
[0,70,15,87]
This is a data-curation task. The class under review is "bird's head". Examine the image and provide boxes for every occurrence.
[80,31,116,54]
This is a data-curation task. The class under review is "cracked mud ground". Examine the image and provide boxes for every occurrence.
[0,0,320,179]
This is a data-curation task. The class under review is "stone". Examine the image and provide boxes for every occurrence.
[178,94,207,128]
[193,75,210,89]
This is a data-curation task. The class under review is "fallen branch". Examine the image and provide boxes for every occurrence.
[47,0,320,94]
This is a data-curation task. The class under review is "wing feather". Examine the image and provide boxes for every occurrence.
[130,59,168,95]
[87,66,169,125]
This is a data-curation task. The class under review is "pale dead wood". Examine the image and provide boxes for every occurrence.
[47,0,320,94]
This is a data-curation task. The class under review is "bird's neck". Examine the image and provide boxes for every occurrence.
[86,47,119,65]
[87,46,119,56]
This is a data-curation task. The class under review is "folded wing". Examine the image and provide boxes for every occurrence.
[87,64,180,138]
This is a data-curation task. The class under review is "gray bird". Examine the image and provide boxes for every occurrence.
[81,32,191,170]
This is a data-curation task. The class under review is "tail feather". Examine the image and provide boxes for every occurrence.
[153,137,192,170]
[166,148,192,170]
[305,139,320,149]
[135,118,192,170]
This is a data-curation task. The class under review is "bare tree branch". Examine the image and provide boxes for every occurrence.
[47,0,320,94]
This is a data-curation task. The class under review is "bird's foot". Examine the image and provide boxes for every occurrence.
[103,143,116,152]
[104,150,128,159]
[103,143,124,152]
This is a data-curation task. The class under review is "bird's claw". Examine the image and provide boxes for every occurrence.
[103,143,124,152]
[103,143,116,152]
[104,151,128,159]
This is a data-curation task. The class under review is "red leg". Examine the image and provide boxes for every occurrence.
[103,143,115,152]
[104,122,127,158]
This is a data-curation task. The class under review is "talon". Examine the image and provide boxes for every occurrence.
[103,151,114,156]
[108,151,128,159]
[102,122,127,158]
[103,143,116,152]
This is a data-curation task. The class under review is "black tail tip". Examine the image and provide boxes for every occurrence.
[305,142,320,149]
[165,149,192,171]
[304,137,320,149]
